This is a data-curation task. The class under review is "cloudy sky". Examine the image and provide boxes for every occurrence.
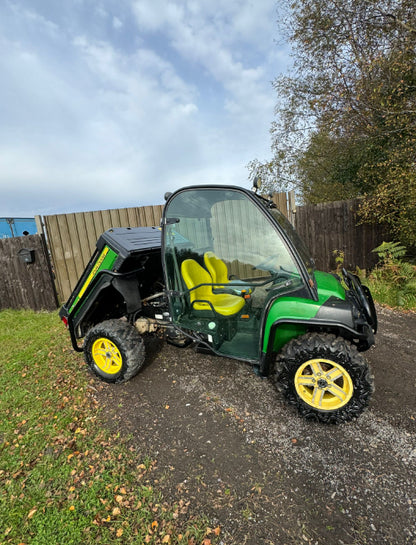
[0,0,289,217]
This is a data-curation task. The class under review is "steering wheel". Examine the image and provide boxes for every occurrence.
[254,255,281,273]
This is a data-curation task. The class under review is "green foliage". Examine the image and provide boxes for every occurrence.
[358,170,416,248]
[372,241,407,263]
[297,134,369,204]
[0,310,218,545]
[332,249,345,275]
[249,0,416,246]
[367,242,416,310]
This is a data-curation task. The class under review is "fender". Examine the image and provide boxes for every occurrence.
[258,292,375,376]
[259,316,375,376]
[61,268,144,348]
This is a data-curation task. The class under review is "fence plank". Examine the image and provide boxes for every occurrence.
[43,215,68,302]
[109,208,121,227]
[127,208,139,226]
[118,208,130,227]
[82,212,99,255]
[101,209,113,232]
[44,204,165,302]
[288,191,296,224]
[66,213,87,279]
[0,234,58,311]
[76,213,93,265]
[295,198,390,272]
[59,214,79,298]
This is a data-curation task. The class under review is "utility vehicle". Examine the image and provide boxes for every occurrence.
[60,185,377,423]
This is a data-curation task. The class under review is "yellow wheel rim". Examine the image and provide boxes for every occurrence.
[92,337,123,375]
[294,358,353,411]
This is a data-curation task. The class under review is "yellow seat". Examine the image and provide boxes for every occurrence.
[204,251,229,285]
[181,259,245,317]
[204,252,252,294]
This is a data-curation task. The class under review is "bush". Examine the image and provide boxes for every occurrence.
[366,242,416,310]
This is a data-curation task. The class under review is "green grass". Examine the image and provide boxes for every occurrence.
[0,310,218,545]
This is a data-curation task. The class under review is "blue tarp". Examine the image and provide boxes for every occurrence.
[0,217,37,238]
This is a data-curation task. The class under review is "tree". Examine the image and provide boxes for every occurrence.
[250,0,416,247]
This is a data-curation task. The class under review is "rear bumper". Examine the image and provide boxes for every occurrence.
[59,304,84,352]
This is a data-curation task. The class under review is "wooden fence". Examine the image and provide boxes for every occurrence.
[295,199,389,272]
[42,193,387,305]
[272,190,296,224]
[43,193,296,303]
[43,205,164,303]
[0,234,58,311]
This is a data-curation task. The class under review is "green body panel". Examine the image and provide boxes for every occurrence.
[69,246,118,314]
[262,270,346,354]
[270,322,308,353]
[314,270,346,301]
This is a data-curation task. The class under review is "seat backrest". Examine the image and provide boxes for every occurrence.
[204,251,229,285]
[181,259,213,305]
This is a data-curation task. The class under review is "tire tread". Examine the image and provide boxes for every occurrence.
[274,333,374,424]
[84,319,145,383]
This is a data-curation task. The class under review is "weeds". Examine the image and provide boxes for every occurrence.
[332,242,416,311]
[367,242,416,310]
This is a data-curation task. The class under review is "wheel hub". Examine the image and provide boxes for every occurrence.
[294,358,354,411]
[92,337,123,375]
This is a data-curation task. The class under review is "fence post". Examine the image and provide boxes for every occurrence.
[35,215,44,236]
[288,191,296,225]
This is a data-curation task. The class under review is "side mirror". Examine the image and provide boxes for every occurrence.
[252,177,261,193]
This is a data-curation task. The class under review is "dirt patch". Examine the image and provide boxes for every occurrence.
[91,306,416,544]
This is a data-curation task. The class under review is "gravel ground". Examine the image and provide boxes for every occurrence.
[93,305,416,544]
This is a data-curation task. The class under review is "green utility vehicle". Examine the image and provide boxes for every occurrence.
[60,185,377,423]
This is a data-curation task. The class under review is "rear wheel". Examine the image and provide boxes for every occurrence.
[84,319,145,383]
[275,333,374,423]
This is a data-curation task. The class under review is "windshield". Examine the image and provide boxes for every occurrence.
[267,207,315,276]
[164,188,304,286]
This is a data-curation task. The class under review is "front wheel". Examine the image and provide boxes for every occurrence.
[274,333,374,423]
[84,319,145,383]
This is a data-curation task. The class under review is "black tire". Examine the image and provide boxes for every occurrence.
[84,319,145,383]
[274,333,374,424]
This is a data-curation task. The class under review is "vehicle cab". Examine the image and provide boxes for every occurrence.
[161,186,321,364]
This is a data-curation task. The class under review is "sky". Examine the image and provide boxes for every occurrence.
[0,0,290,217]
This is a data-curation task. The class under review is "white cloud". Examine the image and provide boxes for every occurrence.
[112,16,123,30]
[130,0,278,131]
[8,2,60,36]
[0,0,288,217]
[132,0,183,33]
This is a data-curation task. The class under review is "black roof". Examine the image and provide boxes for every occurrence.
[97,227,161,257]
